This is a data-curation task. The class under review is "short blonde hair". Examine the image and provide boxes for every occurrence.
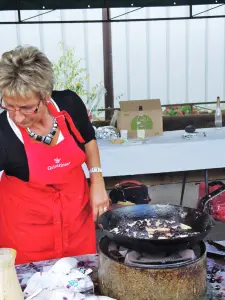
[0,45,53,99]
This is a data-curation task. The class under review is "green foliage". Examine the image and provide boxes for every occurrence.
[53,43,105,116]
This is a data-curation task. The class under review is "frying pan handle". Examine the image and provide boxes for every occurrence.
[95,202,113,230]
[95,221,104,230]
[206,224,213,232]
[95,214,103,230]
[205,219,216,231]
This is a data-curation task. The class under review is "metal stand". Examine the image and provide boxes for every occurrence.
[204,169,209,197]
[179,169,209,206]
[180,172,187,206]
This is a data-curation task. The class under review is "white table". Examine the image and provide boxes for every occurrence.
[83,127,225,205]
[84,127,225,177]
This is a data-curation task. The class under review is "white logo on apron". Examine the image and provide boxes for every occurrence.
[48,158,71,171]
[54,158,61,164]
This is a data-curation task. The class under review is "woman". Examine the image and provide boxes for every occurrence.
[0,45,109,265]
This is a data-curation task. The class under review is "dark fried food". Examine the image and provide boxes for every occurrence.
[110,219,200,240]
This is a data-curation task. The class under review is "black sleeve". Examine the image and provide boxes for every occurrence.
[0,131,8,171]
[52,90,96,144]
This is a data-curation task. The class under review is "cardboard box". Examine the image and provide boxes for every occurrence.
[117,99,163,138]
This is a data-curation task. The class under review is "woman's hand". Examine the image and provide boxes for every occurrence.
[84,140,110,221]
[89,182,110,221]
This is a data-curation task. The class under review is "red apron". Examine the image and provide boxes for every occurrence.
[0,102,96,265]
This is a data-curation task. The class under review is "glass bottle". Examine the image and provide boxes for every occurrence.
[0,248,23,300]
[136,106,147,140]
[215,96,222,129]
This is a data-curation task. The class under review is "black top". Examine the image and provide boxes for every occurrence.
[0,90,96,182]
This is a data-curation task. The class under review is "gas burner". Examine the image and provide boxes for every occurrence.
[124,248,196,267]
[107,238,202,268]
[98,236,207,300]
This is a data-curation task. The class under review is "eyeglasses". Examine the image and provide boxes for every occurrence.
[0,98,42,115]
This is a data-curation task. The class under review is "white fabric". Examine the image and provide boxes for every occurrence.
[6,98,64,144]
[24,257,115,300]
[83,127,225,178]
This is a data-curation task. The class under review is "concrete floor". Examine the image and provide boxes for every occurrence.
[96,182,225,245]
[148,182,198,207]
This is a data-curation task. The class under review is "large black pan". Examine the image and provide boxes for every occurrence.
[97,204,215,253]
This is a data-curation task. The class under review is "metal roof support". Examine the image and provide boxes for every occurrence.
[192,3,225,17]
[21,9,55,22]
[16,0,21,22]
[1,13,225,24]
[0,1,224,24]
[189,5,192,18]
[110,6,145,20]
[102,8,114,120]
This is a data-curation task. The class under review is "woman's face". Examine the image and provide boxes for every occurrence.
[2,93,48,128]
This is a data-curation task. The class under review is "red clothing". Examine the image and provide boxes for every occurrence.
[0,101,96,265]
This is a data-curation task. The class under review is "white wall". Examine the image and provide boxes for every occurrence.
[0,9,104,108]
[0,5,224,109]
[111,5,225,106]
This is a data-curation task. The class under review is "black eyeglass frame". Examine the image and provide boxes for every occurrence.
[0,98,42,115]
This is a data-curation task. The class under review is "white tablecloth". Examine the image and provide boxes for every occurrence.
[83,127,225,178]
